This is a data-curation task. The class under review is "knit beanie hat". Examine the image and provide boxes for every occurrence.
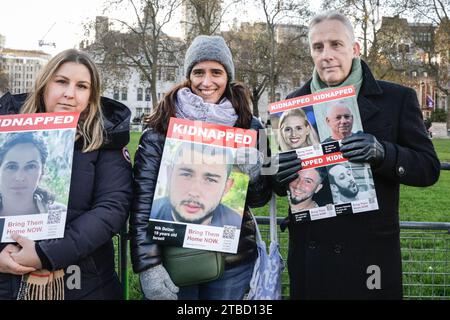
[184,35,235,81]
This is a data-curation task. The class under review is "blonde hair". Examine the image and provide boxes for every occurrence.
[21,49,104,152]
[278,108,319,151]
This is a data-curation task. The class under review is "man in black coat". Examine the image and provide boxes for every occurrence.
[273,11,440,299]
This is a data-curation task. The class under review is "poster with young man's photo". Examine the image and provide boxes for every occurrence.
[0,112,79,242]
[148,118,257,254]
[268,86,378,223]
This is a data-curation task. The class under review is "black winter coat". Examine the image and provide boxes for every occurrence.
[285,61,440,300]
[0,92,133,300]
[130,117,271,274]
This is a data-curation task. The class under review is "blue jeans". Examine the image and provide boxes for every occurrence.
[178,261,254,300]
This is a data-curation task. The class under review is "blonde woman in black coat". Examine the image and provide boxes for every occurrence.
[0,49,132,300]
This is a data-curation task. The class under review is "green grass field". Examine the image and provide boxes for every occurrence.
[124,134,450,299]
[432,139,450,162]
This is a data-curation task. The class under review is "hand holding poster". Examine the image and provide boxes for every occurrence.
[269,86,378,222]
[0,112,78,242]
[148,117,257,254]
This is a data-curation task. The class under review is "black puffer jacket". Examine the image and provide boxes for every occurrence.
[130,117,271,273]
[0,92,133,300]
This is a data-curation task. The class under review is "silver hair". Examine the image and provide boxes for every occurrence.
[308,10,355,44]
[326,99,353,117]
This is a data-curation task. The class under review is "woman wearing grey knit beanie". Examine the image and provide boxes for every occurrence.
[130,35,272,300]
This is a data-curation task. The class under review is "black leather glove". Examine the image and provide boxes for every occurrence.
[340,132,385,166]
[272,150,302,187]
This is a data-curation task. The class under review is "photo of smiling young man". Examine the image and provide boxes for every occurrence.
[287,167,329,213]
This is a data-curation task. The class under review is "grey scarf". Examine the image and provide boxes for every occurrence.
[311,58,363,95]
[175,88,238,127]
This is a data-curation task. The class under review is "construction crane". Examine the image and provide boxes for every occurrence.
[38,22,56,48]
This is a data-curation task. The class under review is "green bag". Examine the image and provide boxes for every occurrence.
[162,246,225,287]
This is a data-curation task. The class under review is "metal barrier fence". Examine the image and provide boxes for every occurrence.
[400,222,449,299]
[117,164,450,299]
[117,219,449,300]
[255,217,450,300]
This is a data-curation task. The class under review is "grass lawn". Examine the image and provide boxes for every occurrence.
[399,138,450,222]
[432,139,450,162]
[124,134,450,299]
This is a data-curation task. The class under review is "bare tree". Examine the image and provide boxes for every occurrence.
[321,0,390,61]
[434,18,450,115]
[368,16,416,84]
[182,0,222,41]
[182,0,241,42]
[279,31,314,88]
[84,0,182,108]
[396,0,449,24]
[397,0,450,130]
[225,23,271,116]
[225,21,312,116]
[256,0,311,103]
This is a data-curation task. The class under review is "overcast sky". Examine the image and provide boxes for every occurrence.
[0,0,112,55]
[1,0,183,56]
[0,0,320,57]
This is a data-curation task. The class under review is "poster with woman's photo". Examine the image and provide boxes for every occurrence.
[0,112,79,242]
[148,117,257,254]
[268,86,378,223]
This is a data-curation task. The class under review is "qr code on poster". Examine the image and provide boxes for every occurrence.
[222,226,237,240]
[47,209,63,225]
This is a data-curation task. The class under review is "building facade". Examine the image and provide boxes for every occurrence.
[101,64,183,123]
[84,16,184,122]
[376,16,447,117]
[0,48,51,95]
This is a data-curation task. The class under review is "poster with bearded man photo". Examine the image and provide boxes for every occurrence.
[269,86,378,223]
[147,118,257,254]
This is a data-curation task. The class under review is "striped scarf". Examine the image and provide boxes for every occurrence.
[17,269,65,300]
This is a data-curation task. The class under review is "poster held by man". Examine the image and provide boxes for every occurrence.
[269,86,378,222]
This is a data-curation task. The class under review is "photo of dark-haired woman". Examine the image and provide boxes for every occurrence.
[0,132,66,217]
